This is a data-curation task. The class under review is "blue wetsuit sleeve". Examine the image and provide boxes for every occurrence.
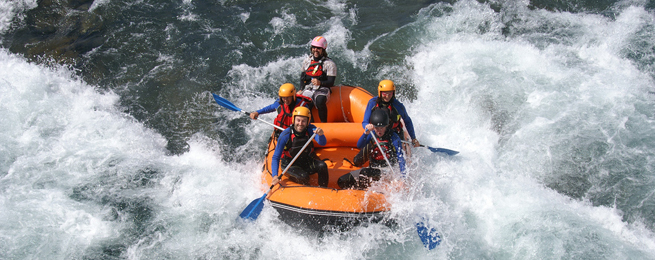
[392,134,406,176]
[256,100,281,115]
[316,135,326,146]
[357,132,371,149]
[362,97,377,129]
[308,125,327,146]
[394,99,416,140]
[271,128,291,177]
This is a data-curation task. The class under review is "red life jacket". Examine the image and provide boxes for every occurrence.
[374,100,403,134]
[282,128,314,160]
[305,59,327,81]
[274,95,312,129]
[369,132,397,167]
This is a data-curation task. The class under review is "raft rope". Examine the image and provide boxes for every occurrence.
[338,86,349,122]
[263,131,277,175]
[277,183,338,191]
[270,201,386,217]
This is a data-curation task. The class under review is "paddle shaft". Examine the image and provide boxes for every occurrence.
[238,131,317,220]
[212,93,284,131]
[395,119,443,249]
[268,132,317,191]
[279,131,316,177]
[400,118,413,158]
[241,111,284,131]
[371,130,442,248]
[370,132,396,175]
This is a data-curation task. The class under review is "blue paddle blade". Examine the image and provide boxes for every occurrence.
[426,146,459,156]
[416,221,441,250]
[239,194,267,221]
[212,93,242,112]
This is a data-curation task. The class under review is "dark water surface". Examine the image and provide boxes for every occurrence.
[2,0,655,259]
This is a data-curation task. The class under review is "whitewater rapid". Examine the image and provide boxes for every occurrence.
[2,0,655,259]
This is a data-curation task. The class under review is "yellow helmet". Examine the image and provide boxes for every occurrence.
[278,83,296,97]
[377,79,395,96]
[292,106,311,121]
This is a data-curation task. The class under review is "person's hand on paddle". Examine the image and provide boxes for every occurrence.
[315,127,324,136]
[249,111,259,120]
[271,175,281,187]
[364,124,374,134]
[412,138,420,147]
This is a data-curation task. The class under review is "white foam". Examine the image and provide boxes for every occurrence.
[2,0,655,258]
[0,0,36,36]
[0,50,139,257]
[402,0,655,257]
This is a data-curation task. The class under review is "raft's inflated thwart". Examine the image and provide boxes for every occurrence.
[261,85,396,230]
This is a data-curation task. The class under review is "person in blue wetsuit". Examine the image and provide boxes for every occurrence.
[271,106,328,187]
[338,109,406,189]
[362,79,421,148]
[250,83,312,135]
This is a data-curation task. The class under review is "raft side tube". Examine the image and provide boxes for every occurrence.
[311,85,373,123]
[312,122,363,148]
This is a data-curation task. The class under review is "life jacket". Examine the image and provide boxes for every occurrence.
[374,99,403,135]
[369,131,397,167]
[274,95,312,129]
[305,58,328,81]
[282,128,314,161]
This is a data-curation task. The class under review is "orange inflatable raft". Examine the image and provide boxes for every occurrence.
[261,85,397,230]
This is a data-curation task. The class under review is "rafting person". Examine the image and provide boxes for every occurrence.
[338,109,406,189]
[250,83,312,135]
[362,79,420,149]
[270,106,329,187]
[299,36,337,123]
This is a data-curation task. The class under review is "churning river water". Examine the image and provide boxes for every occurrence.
[1,0,655,259]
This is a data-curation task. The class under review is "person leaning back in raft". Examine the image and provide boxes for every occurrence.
[250,83,312,136]
[270,106,329,188]
[300,36,337,123]
[362,79,421,148]
[338,109,406,189]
